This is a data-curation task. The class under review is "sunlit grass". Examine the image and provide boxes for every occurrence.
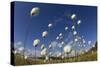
[14,50,97,66]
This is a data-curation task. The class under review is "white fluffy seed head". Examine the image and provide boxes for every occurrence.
[65,26,68,31]
[24,56,28,59]
[72,25,75,30]
[59,33,62,37]
[41,48,48,56]
[30,7,39,16]
[45,56,49,60]
[75,38,78,42]
[73,31,77,35]
[49,44,52,49]
[71,14,76,20]
[48,23,52,28]
[41,44,45,50]
[42,31,48,38]
[56,36,59,40]
[64,45,72,54]
[77,20,81,25]
[33,39,40,47]
[61,41,64,45]
[62,56,64,59]
[14,50,17,54]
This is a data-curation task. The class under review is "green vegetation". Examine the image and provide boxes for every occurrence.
[14,51,97,66]
[14,42,97,66]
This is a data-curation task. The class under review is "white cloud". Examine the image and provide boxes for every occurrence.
[25,49,41,57]
[17,41,23,45]
[14,41,23,49]
[58,43,62,48]
[50,41,58,48]
[18,47,24,51]
[52,51,61,57]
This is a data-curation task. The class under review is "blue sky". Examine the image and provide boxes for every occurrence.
[13,1,97,55]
